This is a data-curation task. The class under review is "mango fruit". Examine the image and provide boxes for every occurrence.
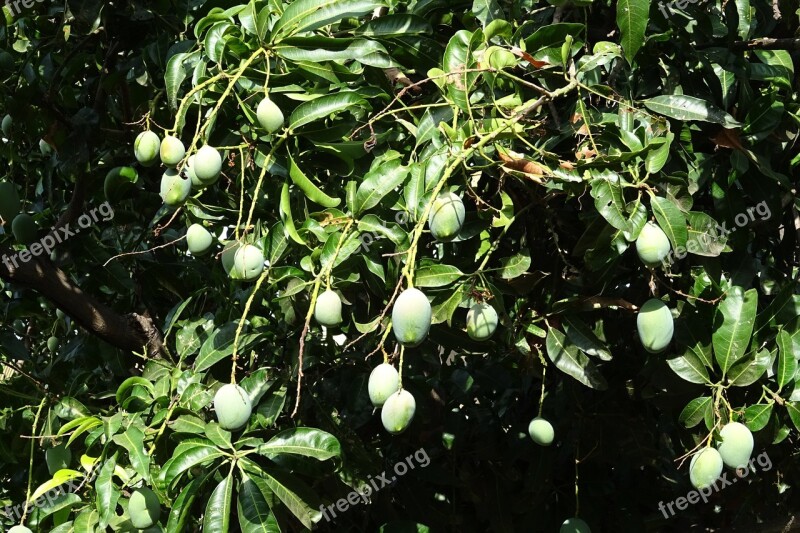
[159,135,185,167]
[466,302,498,341]
[213,383,252,431]
[689,448,723,489]
[636,298,673,353]
[134,131,160,167]
[428,191,465,242]
[160,169,191,207]
[381,389,416,434]
[186,224,213,255]
[12,213,37,244]
[636,221,671,266]
[528,417,554,446]
[314,289,343,327]
[717,422,753,469]
[392,288,432,347]
[129,487,161,529]
[232,244,264,281]
[368,363,400,407]
[257,97,284,133]
[194,145,222,183]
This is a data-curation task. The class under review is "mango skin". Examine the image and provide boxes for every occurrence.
[221,242,241,274]
[232,244,264,281]
[12,214,37,244]
[381,389,416,434]
[560,518,591,533]
[636,221,671,266]
[528,417,554,446]
[194,145,222,183]
[428,192,465,242]
[1,114,11,137]
[636,299,673,353]
[466,302,498,341]
[257,97,285,133]
[47,336,59,353]
[690,448,723,489]
[392,288,432,347]
[186,224,213,255]
[314,289,343,327]
[8,527,33,533]
[0,181,21,223]
[159,135,185,167]
[717,422,753,469]
[104,166,138,202]
[160,169,192,207]
[368,363,400,407]
[213,383,252,431]
[129,487,161,529]
[45,443,71,475]
[134,131,161,167]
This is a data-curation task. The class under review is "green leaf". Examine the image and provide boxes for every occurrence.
[685,212,727,257]
[112,427,150,480]
[442,30,478,111]
[776,329,797,390]
[273,0,386,40]
[237,473,280,533]
[728,348,771,387]
[679,397,712,429]
[735,0,752,40]
[256,462,321,529]
[497,250,531,279]
[95,455,119,529]
[590,171,631,232]
[472,0,503,27]
[115,377,155,406]
[355,14,432,36]
[743,403,772,432]
[288,92,368,131]
[281,181,307,245]
[166,474,210,533]
[287,151,341,208]
[616,0,649,63]
[195,323,262,373]
[203,474,234,533]
[667,352,711,384]
[354,158,409,215]
[163,440,225,488]
[650,195,687,250]
[255,427,341,460]
[562,314,612,361]
[643,95,742,128]
[545,328,608,390]
[414,264,464,287]
[713,287,758,376]
[786,402,800,432]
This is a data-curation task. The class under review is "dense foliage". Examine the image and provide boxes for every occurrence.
[0,0,799,531]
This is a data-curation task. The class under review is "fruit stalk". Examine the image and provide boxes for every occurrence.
[230,269,270,383]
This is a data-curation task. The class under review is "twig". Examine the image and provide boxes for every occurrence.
[103,235,186,266]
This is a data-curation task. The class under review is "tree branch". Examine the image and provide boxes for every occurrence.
[0,249,165,360]
[731,37,800,51]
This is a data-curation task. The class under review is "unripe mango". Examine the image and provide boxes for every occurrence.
[368,363,400,407]
[194,145,222,183]
[636,299,673,353]
[0,50,13,71]
[689,448,723,489]
[528,417,554,446]
[2,114,11,137]
[129,487,161,529]
[160,135,185,167]
[47,336,59,353]
[8,527,33,533]
[392,288,432,347]
[12,213,37,244]
[560,518,591,533]
[213,383,252,431]
[186,224,213,255]
[314,289,343,327]
[257,97,284,133]
[45,443,71,475]
[428,192,465,242]
[381,389,416,434]
[104,166,138,202]
[466,302,498,341]
[221,242,241,275]
[160,169,192,207]
[717,422,753,469]
[0,181,21,223]
[134,131,160,167]
[636,221,671,266]
[232,244,264,281]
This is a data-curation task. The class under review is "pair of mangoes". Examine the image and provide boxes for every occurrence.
[689,422,754,489]
[368,363,416,434]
